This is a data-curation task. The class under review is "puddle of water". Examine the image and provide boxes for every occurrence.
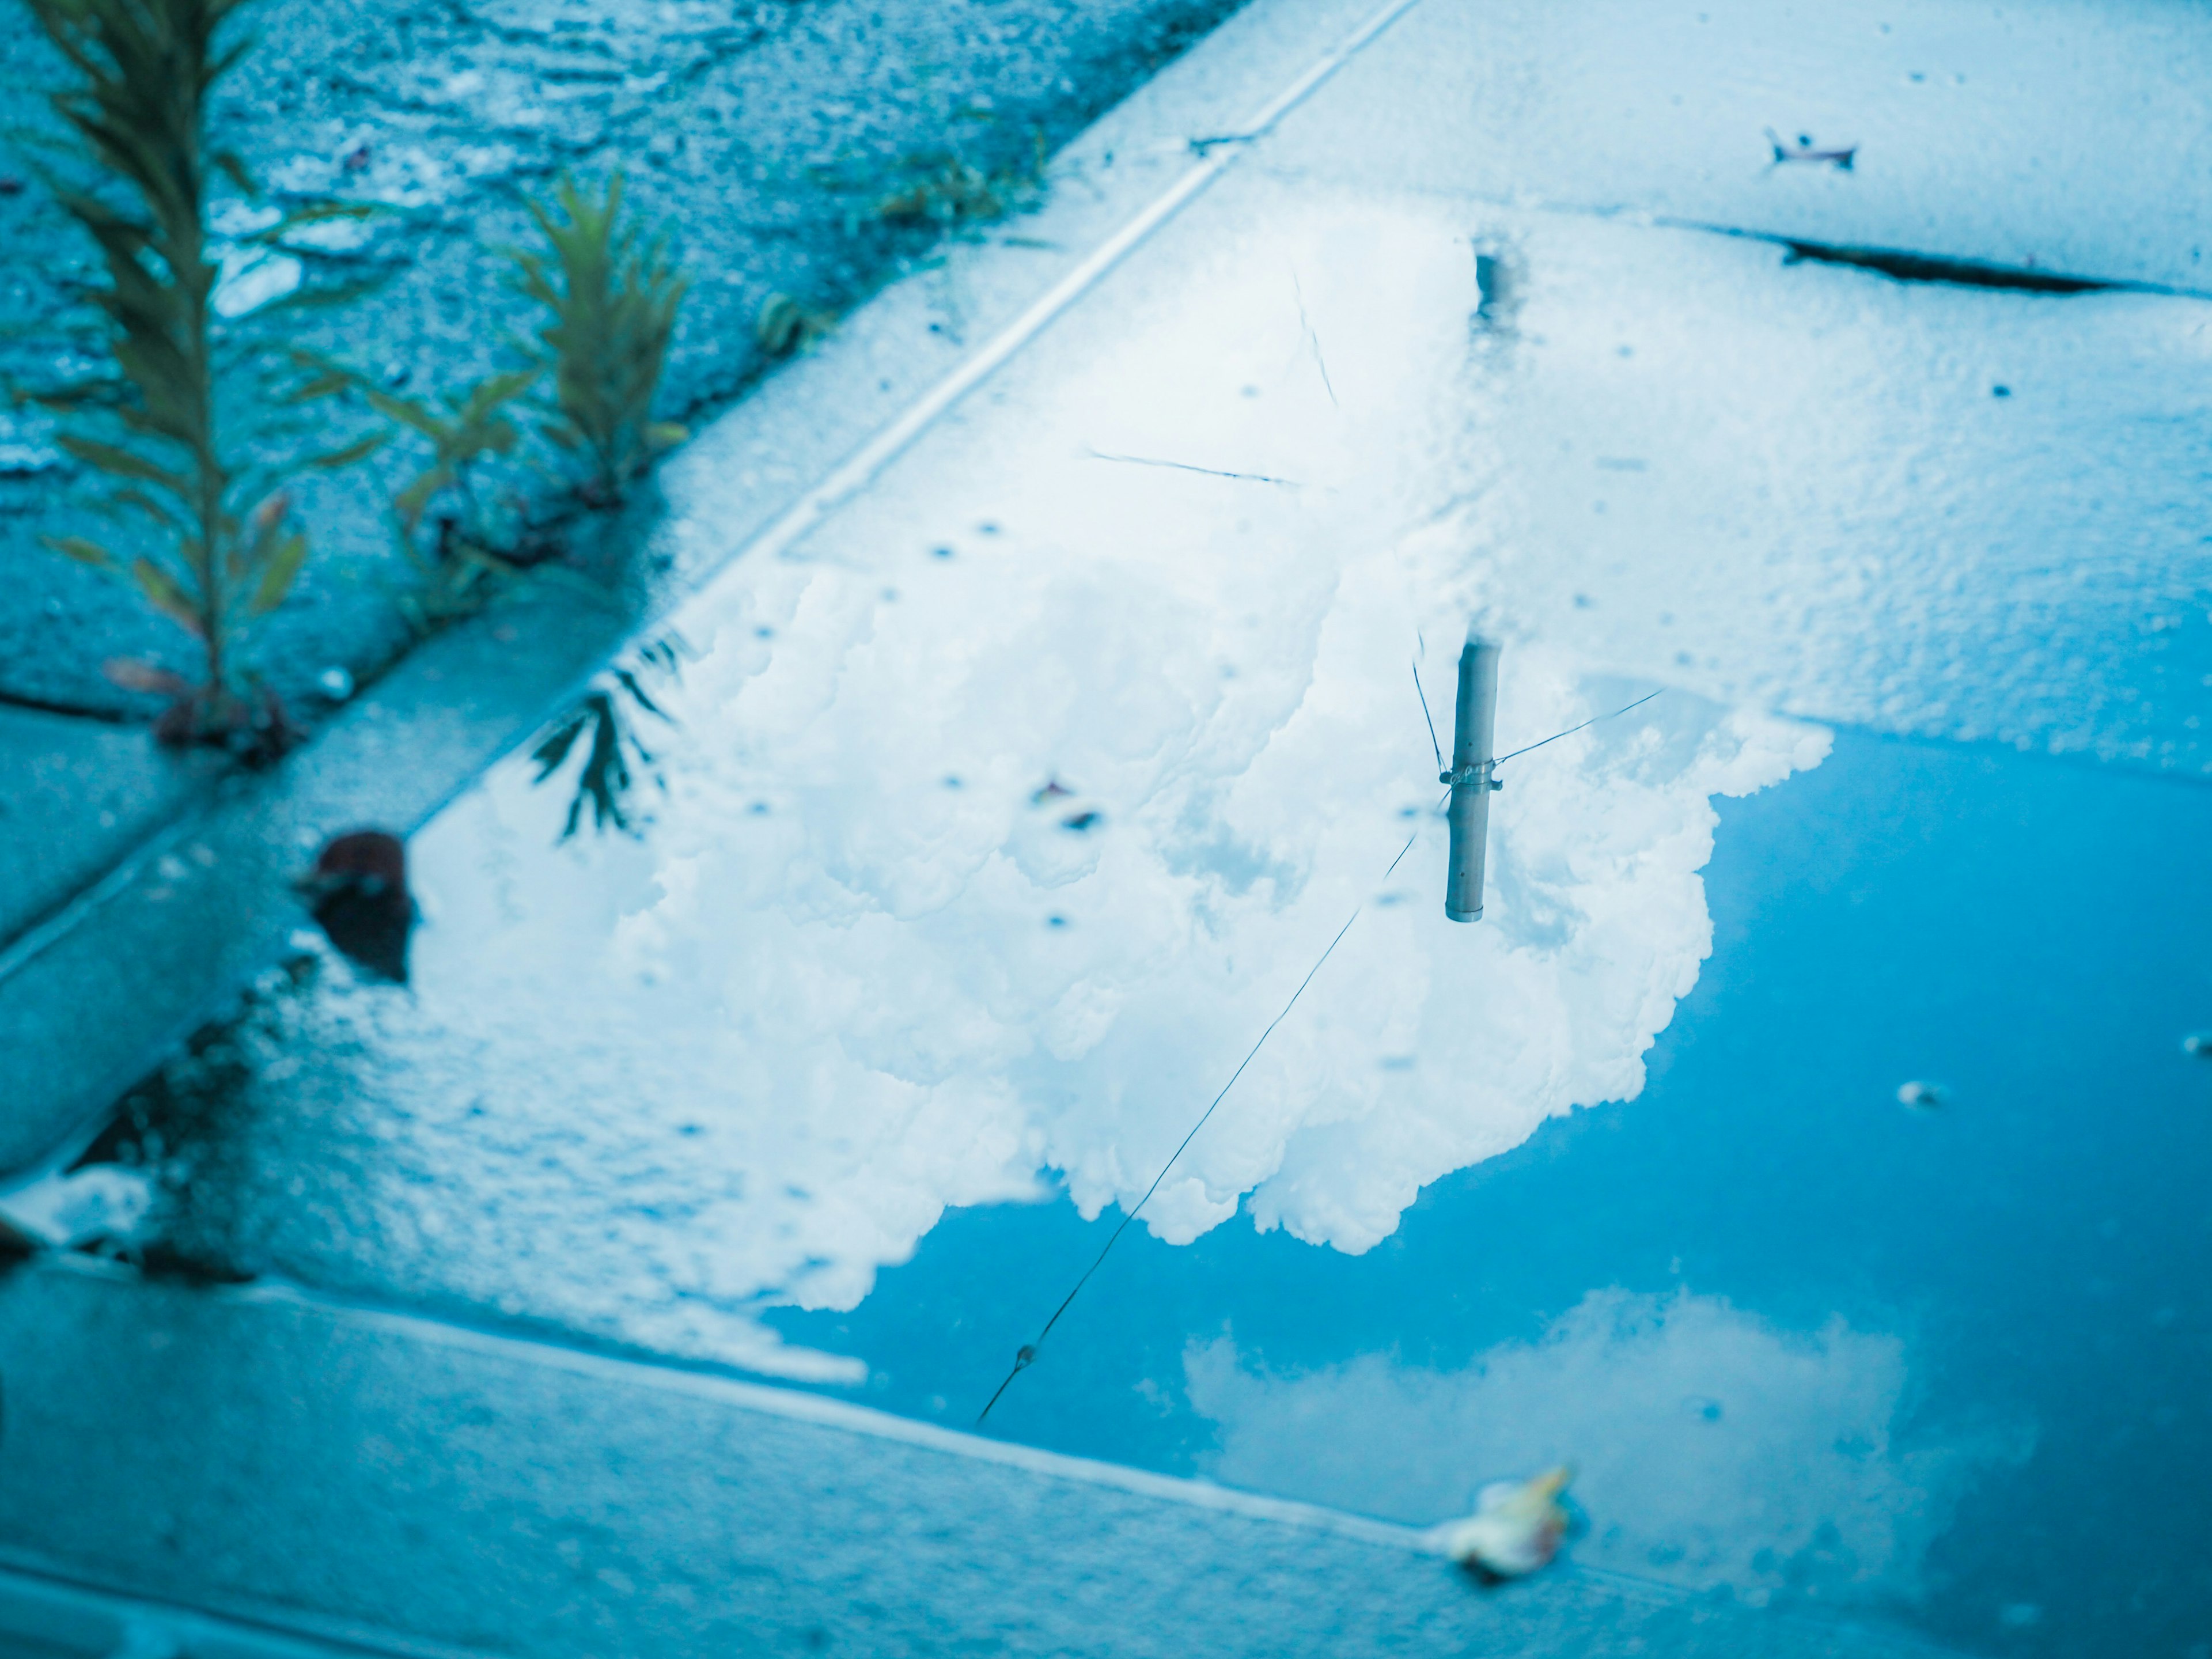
[76,184,2212,1656]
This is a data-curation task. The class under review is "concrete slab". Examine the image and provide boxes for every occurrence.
[1257,0,2212,291]
[0,1259,1960,1658]
[0,1559,439,1659]
[0,707,221,953]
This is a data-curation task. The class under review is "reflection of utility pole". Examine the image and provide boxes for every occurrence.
[1444,637,1502,922]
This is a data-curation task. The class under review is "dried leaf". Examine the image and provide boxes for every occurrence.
[103,656,190,695]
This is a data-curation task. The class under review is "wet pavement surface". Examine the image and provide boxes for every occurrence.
[6,0,2211,1653]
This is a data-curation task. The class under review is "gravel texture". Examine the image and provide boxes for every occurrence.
[0,0,1247,718]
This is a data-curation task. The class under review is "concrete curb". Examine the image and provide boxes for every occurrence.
[0,1257,1967,1658]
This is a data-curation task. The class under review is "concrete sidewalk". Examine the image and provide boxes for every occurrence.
[0,1258,1965,1659]
[0,0,2207,1649]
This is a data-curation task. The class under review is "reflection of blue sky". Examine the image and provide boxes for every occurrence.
[181,630,1814,1380]
[153,196,1846,1378]
[1186,1289,2032,1603]
[770,729,2211,1656]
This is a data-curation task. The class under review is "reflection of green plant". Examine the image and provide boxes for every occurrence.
[21,0,381,752]
[529,635,684,840]
[509,172,688,506]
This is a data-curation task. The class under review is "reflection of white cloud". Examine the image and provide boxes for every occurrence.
[170,203,1829,1373]
[1185,1290,2034,1603]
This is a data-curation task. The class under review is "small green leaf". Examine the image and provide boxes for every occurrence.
[212,149,260,200]
[646,421,687,450]
[130,558,206,639]
[285,369,354,403]
[393,465,452,530]
[250,532,309,614]
[364,387,448,440]
[45,533,118,570]
[54,434,194,498]
[109,486,180,527]
[247,199,376,243]
[304,430,389,469]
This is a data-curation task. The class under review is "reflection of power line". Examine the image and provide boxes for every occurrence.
[976,653,1669,1423]
[979,883,1384,1423]
[1083,447,1301,486]
[1494,688,1665,770]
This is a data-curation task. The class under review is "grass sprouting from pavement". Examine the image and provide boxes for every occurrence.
[18,0,382,755]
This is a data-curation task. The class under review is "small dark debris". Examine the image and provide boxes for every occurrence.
[932,546,953,559]
[978,521,1000,535]
[295,830,413,983]
[749,801,770,815]
[1031,779,1074,804]
[0,177,23,197]
[1060,810,1102,832]
[0,1213,41,1264]
[1766,128,1856,168]
[130,1241,256,1286]
[1573,594,1593,608]
[1992,384,2012,397]
[1047,914,1067,928]
[755,625,775,637]
[944,775,963,788]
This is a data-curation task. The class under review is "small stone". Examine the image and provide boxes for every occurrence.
[317,666,354,700]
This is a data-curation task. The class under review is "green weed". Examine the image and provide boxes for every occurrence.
[299,354,550,631]
[20,0,382,755]
[872,130,1047,231]
[509,172,688,507]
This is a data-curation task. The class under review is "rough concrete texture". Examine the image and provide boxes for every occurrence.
[0,1560,411,1659]
[0,705,224,948]
[0,579,624,1176]
[0,0,1248,719]
[0,1259,1961,1659]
